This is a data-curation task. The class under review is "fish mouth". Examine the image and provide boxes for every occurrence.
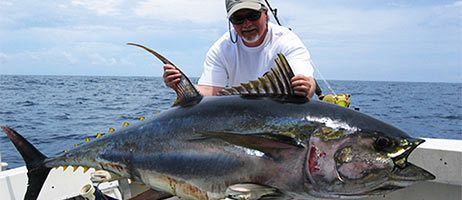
[366,163,435,196]
[390,138,435,182]
[390,162,435,182]
[357,138,434,196]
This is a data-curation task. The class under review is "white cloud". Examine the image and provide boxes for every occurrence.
[0,1,459,81]
[275,2,411,37]
[134,0,226,24]
[71,42,122,66]
[63,51,78,65]
[5,42,122,68]
[431,1,462,28]
[0,0,12,7]
[71,0,123,16]
[273,1,461,44]
[0,52,7,64]
[453,1,462,6]
[90,53,117,66]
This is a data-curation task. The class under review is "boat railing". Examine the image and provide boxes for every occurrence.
[0,150,8,172]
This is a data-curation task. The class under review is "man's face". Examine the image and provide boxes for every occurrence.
[230,9,268,46]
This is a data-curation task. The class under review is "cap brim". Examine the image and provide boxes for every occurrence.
[228,2,262,17]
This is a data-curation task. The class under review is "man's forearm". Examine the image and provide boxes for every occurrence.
[196,85,224,96]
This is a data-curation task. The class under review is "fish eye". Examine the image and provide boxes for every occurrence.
[374,136,391,151]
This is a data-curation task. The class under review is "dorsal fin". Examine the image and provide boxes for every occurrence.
[127,43,203,107]
[218,53,298,98]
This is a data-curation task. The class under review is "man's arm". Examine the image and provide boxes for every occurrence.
[196,85,224,96]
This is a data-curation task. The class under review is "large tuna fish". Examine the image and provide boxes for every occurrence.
[2,43,435,200]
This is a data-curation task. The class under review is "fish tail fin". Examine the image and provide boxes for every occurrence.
[2,126,52,200]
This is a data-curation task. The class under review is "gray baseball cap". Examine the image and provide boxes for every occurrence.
[226,0,265,17]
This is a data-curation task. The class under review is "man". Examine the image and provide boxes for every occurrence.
[164,0,316,98]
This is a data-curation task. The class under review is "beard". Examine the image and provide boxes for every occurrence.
[240,26,261,44]
[241,33,261,43]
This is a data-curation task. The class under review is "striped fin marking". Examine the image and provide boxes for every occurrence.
[218,54,296,97]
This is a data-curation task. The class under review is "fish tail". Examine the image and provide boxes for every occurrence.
[2,126,52,200]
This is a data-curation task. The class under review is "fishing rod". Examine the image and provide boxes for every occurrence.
[264,0,351,108]
[264,0,285,28]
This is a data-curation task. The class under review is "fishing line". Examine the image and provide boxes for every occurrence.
[310,59,337,95]
[264,0,338,95]
[264,0,284,27]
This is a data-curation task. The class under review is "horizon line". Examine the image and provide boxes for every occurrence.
[1,73,460,84]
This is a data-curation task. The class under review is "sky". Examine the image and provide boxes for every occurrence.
[0,0,461,83]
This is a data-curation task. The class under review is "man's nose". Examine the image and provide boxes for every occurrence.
[241,19,254,27]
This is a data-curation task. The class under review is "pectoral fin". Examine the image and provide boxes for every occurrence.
[198,131,304,158]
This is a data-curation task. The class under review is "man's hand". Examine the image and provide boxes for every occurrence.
[163,65,224,96]
[291,75,316,98]
[163,64,182,89]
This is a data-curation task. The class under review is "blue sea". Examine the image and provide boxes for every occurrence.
[0,75,461,169]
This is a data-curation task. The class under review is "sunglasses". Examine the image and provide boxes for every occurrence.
[229,11,262,25]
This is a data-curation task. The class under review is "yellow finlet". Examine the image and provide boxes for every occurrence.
[96,132,103,138]
[72,166,79,172]
[139,116,145,121]
[83,167,90,173]
[62,165,69,171]
[73,144,79,148]
[154,111,161,115]
[63,149,68,153]
[108,127,115,133]
[85,138,91,142]
[123,122,129,127]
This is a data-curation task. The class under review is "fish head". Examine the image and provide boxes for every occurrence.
[304,127,435,198]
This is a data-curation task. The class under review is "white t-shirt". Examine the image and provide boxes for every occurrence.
[198,22,314,87]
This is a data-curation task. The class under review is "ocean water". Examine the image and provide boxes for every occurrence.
[0,75,461,168]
